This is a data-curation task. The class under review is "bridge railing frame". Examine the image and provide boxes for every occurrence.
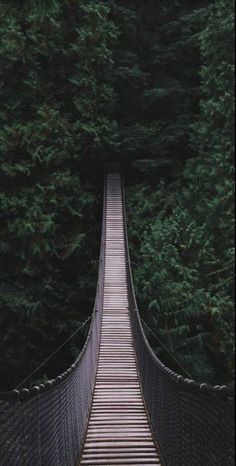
[0,173,234,466]
[0,179,107,466]
[121,176,235,466]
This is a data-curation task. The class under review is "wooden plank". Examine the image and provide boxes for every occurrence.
[81,460,161,465]
[82,452,157,459]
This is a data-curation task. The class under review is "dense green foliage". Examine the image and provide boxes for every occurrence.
[126,0,235,384]
[0,1,117,389]
[0,0,235,389]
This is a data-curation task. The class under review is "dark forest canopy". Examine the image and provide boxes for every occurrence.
[1,0,57,9]
[0,0,235,390]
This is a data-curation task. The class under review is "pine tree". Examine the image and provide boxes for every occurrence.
[126,0,235,384]
[0,0,118,390]
[0,0,234,389]
[1,0,58,12]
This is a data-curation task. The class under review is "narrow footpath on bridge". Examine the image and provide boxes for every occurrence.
[80,174,162,465]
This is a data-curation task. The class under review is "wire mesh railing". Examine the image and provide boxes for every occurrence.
[0,174,235,466]
[122,178,235,466]
[0,183,106,466]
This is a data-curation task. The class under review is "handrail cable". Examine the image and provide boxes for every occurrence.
[0,173,234,466]
[16,315,92,390]
[141,318,193,380]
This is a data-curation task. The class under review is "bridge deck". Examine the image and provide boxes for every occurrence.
[80,174,161,465]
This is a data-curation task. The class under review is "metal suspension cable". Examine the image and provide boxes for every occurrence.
[0,174,234,466]
[141,318,193,380]
[16,314,92,390]
[0,175,106,466]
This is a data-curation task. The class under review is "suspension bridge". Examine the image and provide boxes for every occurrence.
[0,173,234,466]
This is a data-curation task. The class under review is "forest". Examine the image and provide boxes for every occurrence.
[0,0,235,391]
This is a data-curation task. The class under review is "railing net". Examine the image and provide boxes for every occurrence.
[0,175,235,466]
[0,184,106,466]
[122,179,235,466]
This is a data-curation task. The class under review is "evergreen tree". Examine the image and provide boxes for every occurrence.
[1,0,57,12]
[184,0,235,379]
[126,0,235,384]
[112,0,205,177]
[0,0,118,390]
[0,0,234,389]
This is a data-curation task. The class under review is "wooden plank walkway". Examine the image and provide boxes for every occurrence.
[80,174,161,465]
